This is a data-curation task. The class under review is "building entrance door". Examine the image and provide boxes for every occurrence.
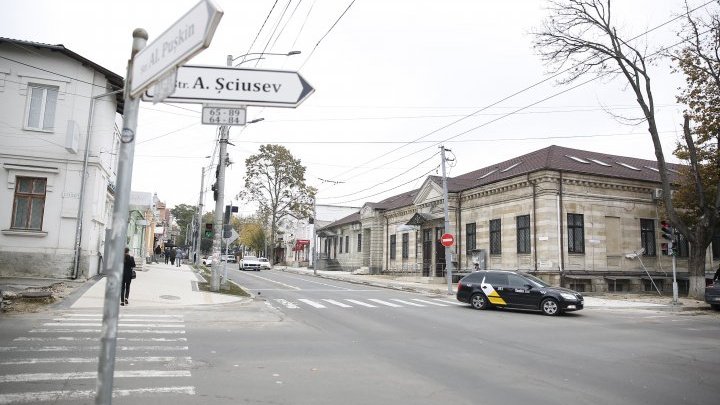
[422,229,432,276]
[435,227,445,277]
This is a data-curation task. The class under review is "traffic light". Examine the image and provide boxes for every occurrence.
[660,220,675,255]
[211,183,218,201]
[223,224,232,239]
[204,223,213,238]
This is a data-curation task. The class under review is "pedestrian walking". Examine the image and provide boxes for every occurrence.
[121,247,135,306]
[164,247,170,264]
[170,248,176,266]
[713,264,720,283]
[176,249,183,267]
[154,245,161,263]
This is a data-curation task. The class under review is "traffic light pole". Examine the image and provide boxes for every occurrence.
[440,146,454,295]
[671,240,678,305]
[195,166,205,266]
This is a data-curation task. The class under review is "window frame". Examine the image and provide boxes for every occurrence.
[640,218,656,257]
[357,233,362,253]
[345,235,349,254]
[567,213,585,254]
[24,83,59,132]
[516,215,531,254]
[389,234,397,260]
[466,222,476,253]
[401,233,409,259]
[490,218,501,255]
[11,177,47,230]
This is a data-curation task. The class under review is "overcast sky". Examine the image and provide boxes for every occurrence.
[2,0,713,215]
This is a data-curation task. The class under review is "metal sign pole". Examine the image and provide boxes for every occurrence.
[95,29,147,405]
[440,146,454,295]
[195,167,205,265]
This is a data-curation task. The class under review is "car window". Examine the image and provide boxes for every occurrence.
[244,256,257,260]
[522,273,551,288]
[463,272,485,283]
[484,272,508,285]
[507,274,528,288]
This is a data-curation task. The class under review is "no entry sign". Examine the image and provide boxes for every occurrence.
[440,233,454,247]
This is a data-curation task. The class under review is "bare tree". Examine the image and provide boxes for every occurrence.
[533,0,720,298]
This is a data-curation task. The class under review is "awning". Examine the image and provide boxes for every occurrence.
[406,212,436,226]
[293,239,310,251]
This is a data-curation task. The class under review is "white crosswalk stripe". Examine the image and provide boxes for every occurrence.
[390,299,426,307]
[411,298,450,306]
[298,299,326,308]
[345,299,377,308]
[367,299,403,308]
[0,311,195,403]
[322,299,352,308]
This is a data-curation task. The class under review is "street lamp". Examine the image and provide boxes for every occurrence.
[226,51,301,67]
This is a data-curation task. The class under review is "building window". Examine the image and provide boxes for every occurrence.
[339,235,343,253]
[490,218,501,255]
[567,213,585,254]
[345,235,349,254]
[12,177,47,230]
[402,233,409,259]
[516,215,531,254]
[389,235,397,260]
[25,84,59,131]
[466,223,476,253]
[640,218,656,256]
[357,233,362,253]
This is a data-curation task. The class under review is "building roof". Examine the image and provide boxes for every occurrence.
[449,145,682,192]
[318,211,360,231]
[0,37,125,113]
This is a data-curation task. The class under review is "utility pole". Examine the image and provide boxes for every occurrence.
[195,166,205,266]
[211,127,227,291]
[440,146,454,295]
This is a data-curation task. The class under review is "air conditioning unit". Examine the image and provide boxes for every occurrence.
[653,188,663,200]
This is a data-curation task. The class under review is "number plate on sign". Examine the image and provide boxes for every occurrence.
[202,106,247,125]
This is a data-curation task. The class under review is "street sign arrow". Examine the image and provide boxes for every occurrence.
[130,0,223,98]
[440,233,454,247]
[142,65,315,108]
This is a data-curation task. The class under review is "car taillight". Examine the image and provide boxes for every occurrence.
[457,282,464,291]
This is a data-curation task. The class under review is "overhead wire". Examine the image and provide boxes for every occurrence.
[239,0,280,65]
[254,0,294,68]
[298,0,357,71]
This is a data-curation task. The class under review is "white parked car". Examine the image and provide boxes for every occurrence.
[202,256,213,266]
[258,257,271,270]
[221,254,237,263]
[239,256,262,271]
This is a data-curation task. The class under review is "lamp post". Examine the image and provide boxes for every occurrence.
[226,51,301,67]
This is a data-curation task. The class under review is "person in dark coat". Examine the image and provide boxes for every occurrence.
[714,265,720,283]
[121,247,135,306]
[164,247,170,264]
[170,248,176,265]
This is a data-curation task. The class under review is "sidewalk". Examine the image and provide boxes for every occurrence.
[69,261,247,309]
[274,266,711,312]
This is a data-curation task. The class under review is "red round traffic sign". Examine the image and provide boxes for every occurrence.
[440,233,454,247]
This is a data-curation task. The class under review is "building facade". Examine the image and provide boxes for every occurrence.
[0,38,123,279]
[317,146,720,293]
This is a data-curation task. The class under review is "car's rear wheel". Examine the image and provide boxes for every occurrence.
[470,293,488,310]
[541,298,560,316]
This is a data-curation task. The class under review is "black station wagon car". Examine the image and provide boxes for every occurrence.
[456,270,584,316]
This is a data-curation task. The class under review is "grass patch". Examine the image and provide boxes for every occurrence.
[196,266,250,297]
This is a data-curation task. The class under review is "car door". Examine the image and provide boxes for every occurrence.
[482,272,511,307]
[506,274,536,308]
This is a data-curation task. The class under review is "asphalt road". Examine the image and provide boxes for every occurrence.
[1,269,718,405]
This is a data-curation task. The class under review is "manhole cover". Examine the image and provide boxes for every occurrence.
[159,295,181,300]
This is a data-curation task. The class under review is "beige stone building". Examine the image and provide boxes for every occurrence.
[316,145,720,293]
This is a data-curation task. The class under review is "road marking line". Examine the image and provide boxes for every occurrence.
[411,299,449,307]
[239,273,301,290]
[29,329,185,334]
[433,299,465,306]
[390,299,425,307]
[0,386,196,404]
[322,299,352,308]
[43,323,184,328]
[368,299,403,308]
[0,370,191,383]
[55,314,184,318]
[53,317,183,323]
[0,346,188,352]
[282,275,353,290]
[298,299,326,308]
[14,337,187,342]
[0,356,192,365]
[345,299,377,308]
[275,299,299,309]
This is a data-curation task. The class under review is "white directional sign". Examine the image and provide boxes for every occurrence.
[142,65,315,108]
[130,0,223,97]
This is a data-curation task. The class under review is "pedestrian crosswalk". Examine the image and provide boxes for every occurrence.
[0,312,194,404]
[265,296,464,311]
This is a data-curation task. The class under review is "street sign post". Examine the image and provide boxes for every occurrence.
[130,0,223,98]
[440,233,454,247]
[142,65,315,107]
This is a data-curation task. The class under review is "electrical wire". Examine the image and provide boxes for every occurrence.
[255,0,293,68]
[239,0,280,65]
[298,0,357,71]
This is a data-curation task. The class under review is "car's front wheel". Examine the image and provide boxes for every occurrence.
[711,304,720,311]
[470,293,488,310]
[541,298,560,316]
